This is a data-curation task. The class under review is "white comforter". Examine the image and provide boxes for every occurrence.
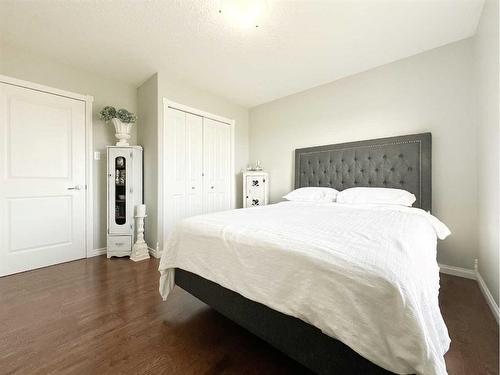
[159,202,451,375]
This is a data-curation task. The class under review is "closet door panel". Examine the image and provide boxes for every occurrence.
[165,108,187,230]
[164,105,233,242]
[215,124,231,211]
[186,113,203,217]
[203,119,217,214]
[203,118,231,214]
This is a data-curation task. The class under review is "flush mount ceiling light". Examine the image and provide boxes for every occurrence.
[218,0,269,29]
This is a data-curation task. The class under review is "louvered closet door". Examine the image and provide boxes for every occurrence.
[164,108,203,236]
[203,118,231,214]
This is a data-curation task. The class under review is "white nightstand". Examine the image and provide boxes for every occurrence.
[243,171,269,208]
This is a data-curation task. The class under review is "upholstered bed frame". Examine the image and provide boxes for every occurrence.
[295,133,431,211]
[175,133,432,374]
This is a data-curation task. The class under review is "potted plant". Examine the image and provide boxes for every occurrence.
[99,106,137,146]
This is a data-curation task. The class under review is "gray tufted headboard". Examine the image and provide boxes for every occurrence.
[294,133,432,211]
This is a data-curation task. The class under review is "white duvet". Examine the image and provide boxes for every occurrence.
[159,202,451,375]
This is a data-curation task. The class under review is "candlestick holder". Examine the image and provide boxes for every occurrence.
[130,213,150,262]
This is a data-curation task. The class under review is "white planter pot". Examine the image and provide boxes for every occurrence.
[111,118,133,146]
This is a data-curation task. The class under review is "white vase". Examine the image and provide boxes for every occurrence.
[111,118,132,146]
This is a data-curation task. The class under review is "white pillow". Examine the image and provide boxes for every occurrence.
[283,187,338,203]
[336,187,416,206]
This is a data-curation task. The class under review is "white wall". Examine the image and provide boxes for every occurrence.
[249,39,477,269]
[0,43,138,250]
[137,72,250,253]
[474,0,499,305]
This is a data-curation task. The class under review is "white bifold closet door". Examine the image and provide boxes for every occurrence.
[203,118,231,214]
[164,107,231,237]
[164,109,203,229]
[186,113,204,216]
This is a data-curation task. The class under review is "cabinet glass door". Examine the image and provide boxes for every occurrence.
[108,148,132,235]
[114,156,126,225]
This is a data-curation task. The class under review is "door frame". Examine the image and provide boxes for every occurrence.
[160,98,236,256]
[0,74,95,259]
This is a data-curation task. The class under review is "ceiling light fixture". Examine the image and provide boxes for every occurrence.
[218,0,268,29]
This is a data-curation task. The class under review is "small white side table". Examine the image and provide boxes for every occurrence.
[243,171,269,208]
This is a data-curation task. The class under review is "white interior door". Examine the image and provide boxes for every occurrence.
[0,82,86,276]
[203,118,231,214]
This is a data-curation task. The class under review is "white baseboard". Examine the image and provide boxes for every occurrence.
[88,247,161,259]
[476,270,499,323]
[87,247,106,257]
[438,263,476,279]
[148,247,161,259]
[439,262,499,324]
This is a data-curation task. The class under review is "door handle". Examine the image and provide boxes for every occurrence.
[67,185,83,190]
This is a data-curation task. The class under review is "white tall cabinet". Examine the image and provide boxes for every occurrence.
[107,146,143,258]
[163,107,232,239]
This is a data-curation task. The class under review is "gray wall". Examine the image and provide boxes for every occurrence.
[0,43,138,250]
[137,74,160,252]
[249,39,477,270]
[474,0,499,304]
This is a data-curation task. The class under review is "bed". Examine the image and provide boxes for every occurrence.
[159,133,451,375]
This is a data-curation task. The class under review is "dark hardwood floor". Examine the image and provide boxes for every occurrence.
[0,256,498,375]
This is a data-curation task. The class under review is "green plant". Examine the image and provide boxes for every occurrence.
[116,108,137,124]
[99,106,137,124]
[99,106,117,122]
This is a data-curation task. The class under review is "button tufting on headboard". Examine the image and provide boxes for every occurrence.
[294,133,432,211]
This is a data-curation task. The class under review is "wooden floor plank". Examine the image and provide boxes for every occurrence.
[0,256,498,374]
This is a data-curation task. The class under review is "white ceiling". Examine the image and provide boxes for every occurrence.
[0,0,484,107]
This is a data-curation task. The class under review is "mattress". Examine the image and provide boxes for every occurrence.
[159,201,451,375]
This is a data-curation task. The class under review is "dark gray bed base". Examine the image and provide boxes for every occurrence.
[174,133,431,374]
[175,268,392,375]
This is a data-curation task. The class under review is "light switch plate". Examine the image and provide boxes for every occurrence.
[94,151,101,160]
